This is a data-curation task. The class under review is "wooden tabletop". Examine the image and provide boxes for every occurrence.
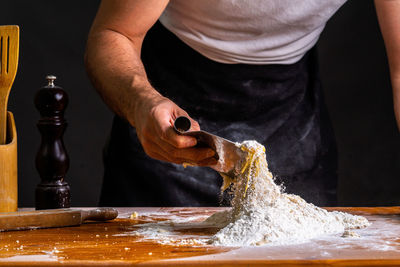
[1,207,400,266]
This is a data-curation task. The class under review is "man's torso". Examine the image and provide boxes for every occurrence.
[160,0,347,64]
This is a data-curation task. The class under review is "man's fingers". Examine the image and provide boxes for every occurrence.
[142,135,215,164]
[143,139,185,164]
[141,138,171,162]
[147,151,171,163]
[158,141,215,163]
[161,127,197,148]
[196,157,219,167]
[190,119,200,131]
[171,147,215,163]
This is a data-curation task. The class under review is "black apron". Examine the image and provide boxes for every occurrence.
[99,22,338,207]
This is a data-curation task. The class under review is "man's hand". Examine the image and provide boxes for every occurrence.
[134,94,217,166]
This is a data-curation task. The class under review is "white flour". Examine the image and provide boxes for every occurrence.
[205,140,370,246]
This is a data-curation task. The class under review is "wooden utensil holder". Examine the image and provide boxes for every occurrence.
[0,112,17,212]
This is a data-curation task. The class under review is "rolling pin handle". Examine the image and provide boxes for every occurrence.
[174,116,191,134]
[81,208,118,223]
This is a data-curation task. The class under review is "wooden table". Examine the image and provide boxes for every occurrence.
[1,207,400,266]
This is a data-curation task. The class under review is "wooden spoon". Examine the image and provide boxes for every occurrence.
[0,25,19,144]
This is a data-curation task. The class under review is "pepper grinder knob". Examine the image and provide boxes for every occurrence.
[35,75,71,210]
[46,75,57,87]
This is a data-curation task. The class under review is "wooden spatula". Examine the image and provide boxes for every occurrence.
[0,25,19,144]
[0,208,118,231]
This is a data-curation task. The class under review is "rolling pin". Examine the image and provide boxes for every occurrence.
[0,208,118,231]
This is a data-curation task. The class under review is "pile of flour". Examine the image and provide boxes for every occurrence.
[205,140,370,246]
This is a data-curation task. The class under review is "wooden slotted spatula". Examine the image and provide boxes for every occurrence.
[0,25,19,144]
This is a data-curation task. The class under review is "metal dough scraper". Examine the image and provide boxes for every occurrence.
[174,116,245,178]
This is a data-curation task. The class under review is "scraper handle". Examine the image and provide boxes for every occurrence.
[173,116,214,150]
[173,116,191,133]
[173,116,243,175]
[173,116,219,157]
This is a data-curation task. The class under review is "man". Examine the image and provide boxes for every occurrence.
[85,0,400,207]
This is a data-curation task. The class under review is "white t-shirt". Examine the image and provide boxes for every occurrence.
[159,0,347,65]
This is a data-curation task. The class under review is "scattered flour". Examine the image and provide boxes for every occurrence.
[204,140,370,246]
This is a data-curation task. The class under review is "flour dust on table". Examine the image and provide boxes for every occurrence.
[125,140,369,247]
[204,140,370,246]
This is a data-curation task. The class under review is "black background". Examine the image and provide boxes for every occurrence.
[1,1,399,207]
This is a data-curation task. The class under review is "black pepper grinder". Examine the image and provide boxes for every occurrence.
[35,75,71,210]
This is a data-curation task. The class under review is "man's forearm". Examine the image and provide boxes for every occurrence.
[83,0,216,165]
[85,29,162,126]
